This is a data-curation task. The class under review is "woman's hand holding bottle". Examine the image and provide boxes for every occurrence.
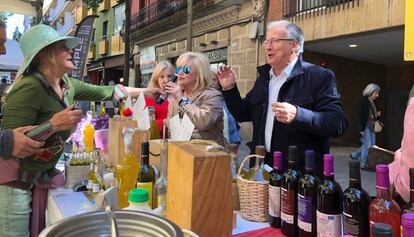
[49,105,83,133]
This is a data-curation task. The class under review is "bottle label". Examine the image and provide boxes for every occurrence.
[316,211,342,237]
[92,183,100,193]
[281,187,294,224]
[269,185,281,217]
[137,182,153,208]
[297,194,313,232]
[87,180,93,190]
[343,211,359,235]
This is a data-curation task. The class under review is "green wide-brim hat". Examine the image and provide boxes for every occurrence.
[16,24,79,78]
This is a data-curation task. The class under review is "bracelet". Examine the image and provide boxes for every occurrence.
[179,96,191,107]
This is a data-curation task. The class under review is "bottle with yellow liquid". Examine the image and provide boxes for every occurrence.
[136,141,156,208]
[243,145,269,181]
[83,111,95,153]
[148,106,160,140]
[116,126,140,208]
[100,101,106,116]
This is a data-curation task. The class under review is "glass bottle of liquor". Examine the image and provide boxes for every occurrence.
[298,150,319,237]
[87,159,95,194]
[92,162,100,196]
[137,142,156,208]
[372,223,393,237]
[369,164,401,237]
[316,154,343,237]
[148,106,160,140]
[403,168,414,213]
[116,126,140,208]
[243,145,269,181]
[402,213,414,237]
[281,146,302,237]
[269,151,283,228]
[154,132,168,216]
[342,159,370,237]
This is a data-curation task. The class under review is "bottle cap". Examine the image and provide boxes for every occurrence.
[273,151,282,171]
[410,168,414,177]
[376,164,389,189]
[349,159,361,181]
[323,154,334,177]
[305,150,315,171]
[141,142,149,157]
[288,146,297,164]
[402,213,414,228]
[372,223,392,237]
[128,188,149,203]
[255,145,266,156]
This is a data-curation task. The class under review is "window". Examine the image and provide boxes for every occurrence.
[102,21,108,38]
[113,3,125,34]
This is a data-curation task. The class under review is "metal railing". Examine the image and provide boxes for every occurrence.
[131,0,212,31]
[283,0,360,20]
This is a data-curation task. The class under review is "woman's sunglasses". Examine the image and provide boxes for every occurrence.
[176,65,192,75]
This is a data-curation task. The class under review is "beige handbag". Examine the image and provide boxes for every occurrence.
[374,120,384,133]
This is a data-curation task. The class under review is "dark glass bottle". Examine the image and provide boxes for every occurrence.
[369,164,401,237]
[269,151,283,228]
[281,146,301,237]
[316,154,343,237]
[372,223,393,237]
[136,142,156,208]
[403,168,414,214]
[297,150,319,237]
[342,159,370,237]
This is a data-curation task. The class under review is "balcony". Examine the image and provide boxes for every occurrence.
[99,39,108,55]
[282,0,359,20]
[47,0,76,24]
[111,34,124,55]
[98,0,110,12]
[88,43,96,59]
[75,5,88,24]
[131,0,248,42]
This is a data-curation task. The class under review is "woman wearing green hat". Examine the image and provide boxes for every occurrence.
[0,24,161,237]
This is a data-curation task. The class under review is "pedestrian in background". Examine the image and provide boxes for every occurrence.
[350,83,381,171]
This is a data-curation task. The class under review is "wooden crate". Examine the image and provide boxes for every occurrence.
[166,141,233,237]
[108,116,149,166]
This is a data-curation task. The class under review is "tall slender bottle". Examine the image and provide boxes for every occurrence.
[281,146,301,237]
[116,126,140,208]
[154,125,168,216]
[316,154,343,237]
[297,150,319,237]
[269,151,283,228]
[244,145,269,181]
[148,106,161,139]
[372,223,393,237]
[137,142,156,208]
[369,164,401,237]
[403,168,414,214]
[342,159,370,237]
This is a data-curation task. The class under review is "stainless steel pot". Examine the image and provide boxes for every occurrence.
[39,210,185,237]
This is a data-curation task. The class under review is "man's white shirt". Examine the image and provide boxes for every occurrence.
[265,58,298,152]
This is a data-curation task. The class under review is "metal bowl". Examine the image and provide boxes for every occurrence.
[39,210,183,237]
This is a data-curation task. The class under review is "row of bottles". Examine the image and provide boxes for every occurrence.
[265,146,414,237]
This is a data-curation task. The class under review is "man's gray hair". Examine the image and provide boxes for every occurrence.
[267,20,304,55]
[363,83,381,96]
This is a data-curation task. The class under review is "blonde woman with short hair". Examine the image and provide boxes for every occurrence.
[164,52,224,145]
[145,60,175,138]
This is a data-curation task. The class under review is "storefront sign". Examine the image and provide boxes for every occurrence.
[405,0,414,61]
[71,16,97,79]
[140,47,156,74]
[204,48,228,63]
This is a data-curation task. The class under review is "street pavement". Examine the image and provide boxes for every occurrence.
[237,143,377,196]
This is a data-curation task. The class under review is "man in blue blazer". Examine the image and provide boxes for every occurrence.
[217,20,348,178]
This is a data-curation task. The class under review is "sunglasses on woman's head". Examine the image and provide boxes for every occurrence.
[176,65,192,75]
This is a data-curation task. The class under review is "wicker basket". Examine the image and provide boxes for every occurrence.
[237,154,269,222]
